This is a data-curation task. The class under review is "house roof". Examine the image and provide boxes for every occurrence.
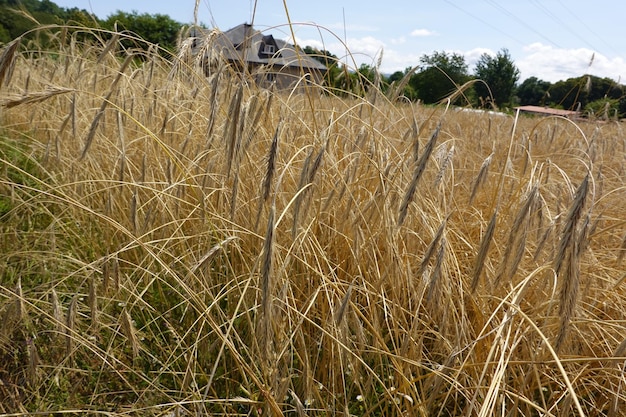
[194,23,327,72]
[515,105,580,118]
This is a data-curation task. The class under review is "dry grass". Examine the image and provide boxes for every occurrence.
[0,23,625,417]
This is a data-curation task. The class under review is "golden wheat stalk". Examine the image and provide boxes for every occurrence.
[0,37,20,87]
[0,86,74,108]
[554,175,590,352]
[398,122,441,226]
[469,152,494,204]
[120,309,140,360]
[471,210,497,292]
[260,202,276,358]
[494,184,537,286]
[65,295,78,362]
[81,53,134,159]
[256,121,281,229]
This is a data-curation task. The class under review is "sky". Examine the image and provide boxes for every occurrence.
[51,0,626,83]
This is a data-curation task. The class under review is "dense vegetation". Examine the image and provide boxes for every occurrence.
[1,19,625,416]
[0,0,182,51]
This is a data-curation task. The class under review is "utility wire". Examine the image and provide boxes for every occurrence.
[441,0,527,47]
[555,0,619,56]
[482,0,563,48]
[529,0,598,51]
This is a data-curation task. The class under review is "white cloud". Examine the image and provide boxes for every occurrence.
[376,49,422,73]
[341,36,386,67]
[410,28,436,37]
[517,43,626,82]
[290,35,384,68]
[391,36,406,45]
[464,48,495,70]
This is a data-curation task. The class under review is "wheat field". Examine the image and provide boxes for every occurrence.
[0,25,625,416]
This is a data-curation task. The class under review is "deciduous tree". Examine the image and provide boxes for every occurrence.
[474,48,520,108]
[409,51,469,104]
[103,10,182,53]
[516,76,551,106]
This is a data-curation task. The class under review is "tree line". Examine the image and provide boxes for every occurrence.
[3,0,625,118]
[0,0,181,53]
[306,46,626,118]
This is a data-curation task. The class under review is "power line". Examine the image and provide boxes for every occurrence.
[554,0,619,56]
[529,0,598,51]
[440,0,527,47]
[481,0,563,48]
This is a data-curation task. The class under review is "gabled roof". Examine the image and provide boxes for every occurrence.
[197,23,327,72]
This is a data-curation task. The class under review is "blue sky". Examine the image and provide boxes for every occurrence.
[52,0,626,83]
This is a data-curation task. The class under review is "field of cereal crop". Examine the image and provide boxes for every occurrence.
[1,24,625,416]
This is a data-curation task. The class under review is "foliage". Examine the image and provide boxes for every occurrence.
[584,97,621,119]
[515,76,551,106]
[542,75,626,116]
[0,0,96,44]
[0,1,183,54]
[102,10,182,53]
[409,51,470,104]
[474,48,520,108]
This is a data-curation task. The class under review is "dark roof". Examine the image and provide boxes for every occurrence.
[194,23,327,72]
[515,105,580,118]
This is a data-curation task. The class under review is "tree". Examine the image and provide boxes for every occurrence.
[516,76,551,106]
[387,70,404,84]
[474,48,520,108]
[103,10,182,53]
[303,45,344,90]
[0,0,99,44]
[545,75,625,115]
[385,67,418,100]
[409,51,470,104]
[63,7,98,28]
